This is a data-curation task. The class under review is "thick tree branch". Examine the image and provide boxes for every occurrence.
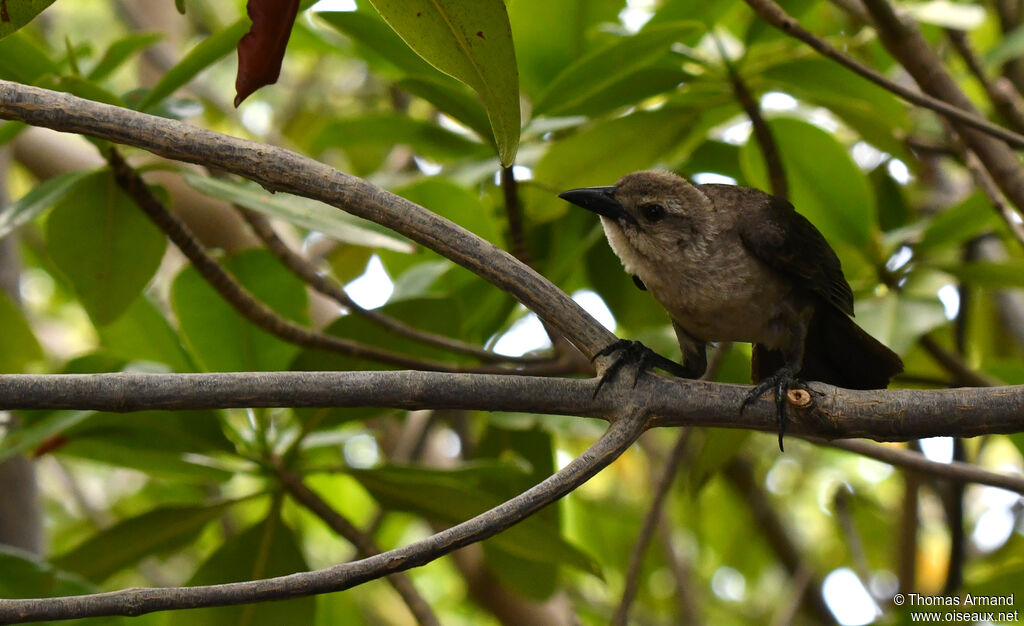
[0,404,649,623]
[0,81,616,361]
[2,371,1024,442]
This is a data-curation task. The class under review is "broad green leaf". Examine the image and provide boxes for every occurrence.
[172,249,308,372]
[0,410,92,462]
[46,170,167,326]
[854,293,946,355]
[915,191,997,253]
[936,260,1024,290]
[312,114,490,162]
[66,409,232,455]
[647,0,739,33]
[988,22,1024,68]
[507,0,623,98]
[396,178,502,244]
[0,0,56,39]
[60,439,233,482]
[53,501,238,583]
[183,173,414,253]
[318,9,450,80]
[367,0,521,165]
[50,74,124,106]
[88,32,163,81]
[137,19,248,111]
[350,464,599,576]
[0,547,95,599]
[533,22,703,117]
[0,121,26,146]
[762,58,909,159]
[527,107,708,222]
[0,289,43,372]
[739,117,875,251]
[0,31,58,83]
[687,429,750,494]
[0,169,91,240]
[98,295,194,372]
[185,511,314,626]
[397,76,493,142]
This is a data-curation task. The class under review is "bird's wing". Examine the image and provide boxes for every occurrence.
[734,192,854,316]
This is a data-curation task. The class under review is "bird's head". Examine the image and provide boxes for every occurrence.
[559,170,716,273]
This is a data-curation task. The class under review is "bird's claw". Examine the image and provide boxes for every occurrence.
[592,339,688,397]
[740,366,801,452]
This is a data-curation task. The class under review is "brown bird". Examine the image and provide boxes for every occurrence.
[560,170,903,449]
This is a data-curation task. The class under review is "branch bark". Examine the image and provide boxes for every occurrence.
[0,81,616,362]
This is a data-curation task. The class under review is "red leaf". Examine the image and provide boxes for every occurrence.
[234,0,300,107]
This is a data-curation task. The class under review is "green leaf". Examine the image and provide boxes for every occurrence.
[351,464,599,576]
[0,289,43,373]
[0,169,93,240]
[185,510,314,626]
[396,178,502,244]
[915,192,997,253]
[533,22,703,117]
[367,0,521,165]
[97,295,194,372]
[687,430,750,494]
[53,501,238,583]
[318,9,450,80]
[183,173,414,253]
[527,106,709,221]
[172,249,308,372]
[88,32,163,81]
[854,293,946,355]
[988,22,1024,68]
[137,19,248,111]
[762,58,910,159]
[0,547,95,599]
[507,0,623,98]
[46,170,167,326]
[0,0,57,40]
[60,439,233,482]
[936,260,1024,290]
[312,113,490,162]
[0,31,58,83]
[397,76,493,142]
[739,117,875,251]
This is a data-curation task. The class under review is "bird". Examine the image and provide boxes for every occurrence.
[559,170,903,450]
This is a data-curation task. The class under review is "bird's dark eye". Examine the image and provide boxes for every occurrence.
[641,203,666,222]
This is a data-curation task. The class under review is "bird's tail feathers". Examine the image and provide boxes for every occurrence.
[753,308,903,389]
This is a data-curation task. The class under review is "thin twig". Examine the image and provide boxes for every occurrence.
[948,139,1024,250]
[612,430,691,626]
[718,41,788,199]
[274,464,440,626]
[742,0,1024,149]
[106,148,540,375]
[945,29,1024,133]
[0,405,650,622]
[918,335,1001,387]
[237,207,553,365]
[823,439,1024,495]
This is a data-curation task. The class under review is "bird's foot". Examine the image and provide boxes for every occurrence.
[740,365,802,452]
[592,339,689,397]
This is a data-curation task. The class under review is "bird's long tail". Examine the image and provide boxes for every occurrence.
[753,308,903,389]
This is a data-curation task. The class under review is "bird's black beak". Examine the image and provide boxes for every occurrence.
[558,186,625,220]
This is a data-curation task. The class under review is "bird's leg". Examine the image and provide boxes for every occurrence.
[592,339,695,397]
[740,364,804,451]
[742,321,807,451]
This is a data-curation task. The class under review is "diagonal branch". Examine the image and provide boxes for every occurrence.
[106,148,532,375]
[741,0,1024,150]
[236,207,557,366]
[0,81,615,362]
[0,404,650,623]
